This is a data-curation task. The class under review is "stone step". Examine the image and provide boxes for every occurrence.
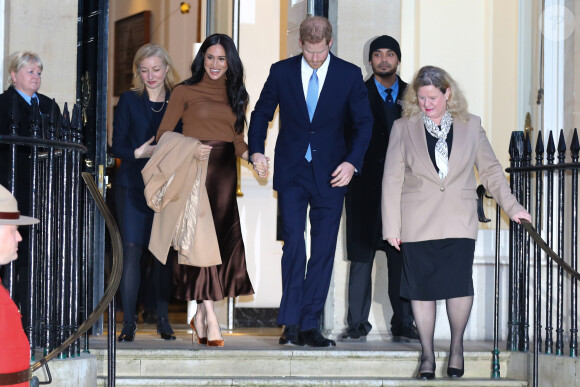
[93,348,515,379]
[91,330,528,385]
[96,376,528,386]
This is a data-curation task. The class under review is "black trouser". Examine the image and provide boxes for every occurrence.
[346,246,413,335]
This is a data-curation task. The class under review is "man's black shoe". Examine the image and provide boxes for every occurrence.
[301,329,336,347]
[339,326,366,342]
[279,325,304,346]
[392,322,420,342]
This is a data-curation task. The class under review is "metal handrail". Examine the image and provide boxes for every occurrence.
[482,181,579,383]
[0,135,88,153]
[521,219,580,281]
[30,172,122,379]
[519,218,579,387]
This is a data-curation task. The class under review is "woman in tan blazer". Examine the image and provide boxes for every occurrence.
[381,66,531,380]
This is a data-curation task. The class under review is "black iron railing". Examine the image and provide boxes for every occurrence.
[31,173,122,387]
[1,97,89,357]
[480,128,579,387]
[1,97,122,386]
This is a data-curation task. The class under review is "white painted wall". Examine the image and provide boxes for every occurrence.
[235,0,282,308]
[2,1,77,108]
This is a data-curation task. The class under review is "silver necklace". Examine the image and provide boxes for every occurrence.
[151,99,166,113]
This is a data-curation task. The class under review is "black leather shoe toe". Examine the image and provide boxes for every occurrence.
[447,367,464,378]
[160,332,176,340]
[392,323,420,342]
[418,358,436,380]
[279,325,304,346]
[418,371,435,380]
[341,328,360,339]
[301,329,336,347]
[339,327,366,342]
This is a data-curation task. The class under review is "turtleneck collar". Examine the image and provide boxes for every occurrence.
[202,71,227,88]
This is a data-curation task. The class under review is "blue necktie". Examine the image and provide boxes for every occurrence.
[305,69,318,162]
[386,88,394,104]
[32,95,41,114]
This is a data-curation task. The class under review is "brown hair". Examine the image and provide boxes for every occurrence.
[299,16,332,45]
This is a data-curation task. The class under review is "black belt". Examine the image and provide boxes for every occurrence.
[0,369,31,385]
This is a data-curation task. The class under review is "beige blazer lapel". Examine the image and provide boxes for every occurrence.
[446,117,469,181]
[407,116,441,183]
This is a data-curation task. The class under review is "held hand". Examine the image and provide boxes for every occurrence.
[134,136,156,159]
[241,150,249,162]
[387,238,402,251]
[330,162,355,187]
[193,144,213,161]
[511,209,532,224]
[251,153,269,178]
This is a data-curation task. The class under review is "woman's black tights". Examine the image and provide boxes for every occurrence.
[411,300,437,373]
[446,296,473,369]
[120,243,172,323]
[411,295,473,373]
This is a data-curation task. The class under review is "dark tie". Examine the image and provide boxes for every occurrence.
[386,88,394,104]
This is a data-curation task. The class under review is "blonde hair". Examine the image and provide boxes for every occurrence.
[7,51,43,86]
[131,44,179,95]
[402,65,469,122]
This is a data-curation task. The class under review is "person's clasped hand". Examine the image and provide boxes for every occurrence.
[134,136,157,159]
[251,153,270,178]
[193,144,213,161]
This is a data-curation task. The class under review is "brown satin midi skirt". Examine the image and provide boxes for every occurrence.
[173,140,254,301]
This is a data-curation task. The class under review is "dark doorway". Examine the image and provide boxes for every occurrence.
[77,0,110,334]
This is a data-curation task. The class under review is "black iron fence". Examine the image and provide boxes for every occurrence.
[0,97,121,385]
[481,128,579,387]
[0,97,89,357]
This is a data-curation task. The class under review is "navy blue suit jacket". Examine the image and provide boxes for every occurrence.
[248,53,373,197]
[111,90,181,190]
[110,90,181,244]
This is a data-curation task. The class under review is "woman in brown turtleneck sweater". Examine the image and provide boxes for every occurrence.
[156,34,254,347]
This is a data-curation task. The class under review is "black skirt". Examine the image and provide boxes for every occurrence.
[173,141,254,301]
[400,238,475,301]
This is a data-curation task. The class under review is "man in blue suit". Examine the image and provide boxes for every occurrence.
[248,16,373,347]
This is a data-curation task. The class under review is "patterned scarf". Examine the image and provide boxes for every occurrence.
[422,110,452,180]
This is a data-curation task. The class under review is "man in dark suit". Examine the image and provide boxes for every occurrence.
[248,16,373,347]
[341,35,418,342]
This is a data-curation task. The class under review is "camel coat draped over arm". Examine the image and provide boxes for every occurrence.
[142,131,221,267]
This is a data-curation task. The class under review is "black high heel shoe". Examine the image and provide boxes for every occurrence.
[418,367,436,380]
[418,355,436,380]
[118,322,137,342]
[157,317,176,340]
[447,357,464,378]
